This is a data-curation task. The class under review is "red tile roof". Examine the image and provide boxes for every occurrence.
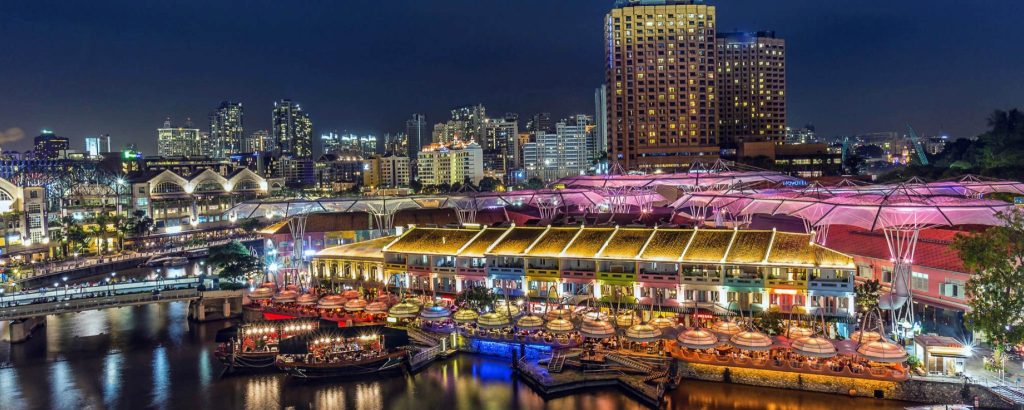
[825,225,967,273]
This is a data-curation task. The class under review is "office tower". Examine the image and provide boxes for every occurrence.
[716,31,786,147]
[157,118,202,157]
[272,99,313,158]
[417,141,484,186]
[405,114,427,160]
[209,101,244,157]
[84,134,112,157]
[605,0,719,171]
[383,132,407,155]
[526,112,553,133]
[247,130,272,152]
[522,120,589,182]
[363,154,411,188]
[321,131,341,155]
[594,85,609,158]
[33,130,70,159]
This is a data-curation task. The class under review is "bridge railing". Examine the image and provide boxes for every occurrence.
[1,277,201,306]
[0,289,200,321]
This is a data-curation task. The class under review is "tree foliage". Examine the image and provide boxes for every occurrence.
[881,108,1024,181]
[855,279,882,313]
[455,286,497,311]
[752,310,785,335]
[952,209,1024,351]
[208,240,262,282]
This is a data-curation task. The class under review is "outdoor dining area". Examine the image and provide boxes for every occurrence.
[246,282,395,326]
[667,319,910,381]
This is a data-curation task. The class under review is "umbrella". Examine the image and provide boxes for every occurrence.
[791,336,838,358]
[676,328,719,349]
[388,301,421,318]
[477,312,511,329]
[649,316,676,329]
[317,295,347,309]
[419,305,451,321]
[729,331,773,351]
[516,315,544,330]
[614,314,636,328]
[785,326,813,339]
[248,287,274,300]
[341,290,361,299]
[453,309,479,323]
[343,299,368,312]
[580,319,616,339]
[850,330,882,345]
[296,293,318,305]
[364,301,388,314]
[544,308,571,321]
[545,318,575,334]
[711,320,743,336]
[856,340,908,363]
[625,323,662,342]
[273,290,299,303]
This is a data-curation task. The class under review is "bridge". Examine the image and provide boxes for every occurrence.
[0,277,202,321]
[2,276,245,342]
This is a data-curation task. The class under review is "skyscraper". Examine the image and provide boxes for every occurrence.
[605,0,719,171]
[405,114,427,159]
[594,85,608,159]
[209,101,244,157]
[247,130,272,152]
[33,130,69,159]
[382,132,407,155]
[272,99,313,158]
[716,31,786,147]
[522,120,589,182]
[84,134,112,157]
[157,118,201,157]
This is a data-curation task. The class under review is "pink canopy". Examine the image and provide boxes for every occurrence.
[556,170,800,190]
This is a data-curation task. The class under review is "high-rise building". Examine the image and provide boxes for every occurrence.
[405,114,427,160]
[383,132,407,155]
[594,85,609,159]
[522,120,589,182]
[247,130,272,152]
[363,154,411,188]
[84,134,112,157]
[157,118,202,157]
[605,0,719,171]
[526,112,553,133]
[321,131,342,155]
[716,31,786,147]
[209,101,244,157]
[272,99,313,158]
[33,130,70,159]
[417,141,484,186]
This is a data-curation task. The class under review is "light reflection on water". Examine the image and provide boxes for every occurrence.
[0,301,912,410]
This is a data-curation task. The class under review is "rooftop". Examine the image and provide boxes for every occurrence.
[315,236,396,260]
[316,226,854,268]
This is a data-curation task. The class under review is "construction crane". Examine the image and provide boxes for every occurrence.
[906,124,930,166]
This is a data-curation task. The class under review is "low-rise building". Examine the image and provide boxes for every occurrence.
[363,155,410,188]
[127,168,273,232]
[313,225,858,323]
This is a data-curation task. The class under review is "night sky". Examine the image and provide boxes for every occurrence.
[1,0,1022,154]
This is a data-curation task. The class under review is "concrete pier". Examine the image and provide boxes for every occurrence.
[187,290,244,322]
[7,316,45,343]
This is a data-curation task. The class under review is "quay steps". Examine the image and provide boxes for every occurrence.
[406,327,442,347]
[604,353,654,374]
[990,385,1024,405]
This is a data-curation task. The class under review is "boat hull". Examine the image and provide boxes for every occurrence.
[215,351,278,370]
[277,354,406,379]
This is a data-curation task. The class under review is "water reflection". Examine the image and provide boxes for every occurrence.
[0,301,912,410]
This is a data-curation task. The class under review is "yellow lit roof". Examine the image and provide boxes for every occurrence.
[682,229,735,262]
[314,226,854,269]
[525,228,580,257]
[384,227,481,255]
[561,228,615,258]
[767,232,853,268]
[598,228,654,259]
[640,229,694,261]
[315,236,396,261]
[459,228,507,257]
[487,227,546,255]
[726,231,774,264]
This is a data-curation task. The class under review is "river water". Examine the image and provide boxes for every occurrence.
[0,300,913,410]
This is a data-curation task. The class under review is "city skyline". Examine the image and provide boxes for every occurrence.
[2,0,1023,155]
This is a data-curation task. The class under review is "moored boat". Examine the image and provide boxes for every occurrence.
[214,319,320,371]
[275,325,410,379]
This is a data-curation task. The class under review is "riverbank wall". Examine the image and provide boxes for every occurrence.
[678,362,1011,409]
